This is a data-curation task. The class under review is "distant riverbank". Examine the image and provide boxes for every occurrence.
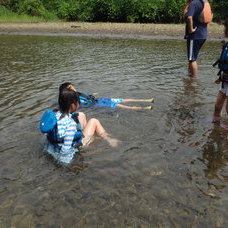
[0,22,224,40]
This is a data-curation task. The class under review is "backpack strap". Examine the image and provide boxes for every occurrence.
[198,0,212,24]
[71,113,83,134]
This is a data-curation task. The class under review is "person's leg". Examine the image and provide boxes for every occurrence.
[121,98,154,103]
[187,39,205,77]
[116,103,152,110]
[188,61,198,77]
[225,97,228,115]
[83,118,119,147]
[83,118,106,136]
[95,99,152,110]
[213,91,226,123]
[78,112,87,129]
[187,39,194,76]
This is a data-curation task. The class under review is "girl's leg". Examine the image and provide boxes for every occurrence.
[78,112,87,129]
[116,104,153,110]
[225,97,228,115]
[83,118,106,136]
[121,98,154,103]
[213,91,226,123]
[116,104,152,110]
[117,104,142,110]
[83,118,119,147]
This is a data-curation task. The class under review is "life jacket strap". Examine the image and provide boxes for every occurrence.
[47,111,83,147]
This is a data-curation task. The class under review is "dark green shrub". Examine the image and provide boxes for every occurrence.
[2,0,228,23]
[56,1,71,19]
[1,0,20,11]
[157,0,186,23]
[89,0,110,22]
[212,0,228,21]
[136,0,160,23]
[107,0,138,22]
[17,0,56,20]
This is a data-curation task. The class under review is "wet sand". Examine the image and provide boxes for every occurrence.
[0,22,224,40]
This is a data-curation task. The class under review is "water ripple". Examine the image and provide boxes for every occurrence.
[0,34,227,227]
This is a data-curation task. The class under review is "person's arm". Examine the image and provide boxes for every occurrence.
[185,1,197,34]
[187,16,197,34]
[214,78,221,84]
[68,84,77,92]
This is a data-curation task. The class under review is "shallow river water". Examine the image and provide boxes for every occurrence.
[1,34,228,227]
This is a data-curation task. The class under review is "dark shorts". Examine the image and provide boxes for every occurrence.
[187,39,206,62]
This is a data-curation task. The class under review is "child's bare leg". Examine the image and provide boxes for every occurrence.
[83,118,119,147]
[213,91,226,123]
[225,97,228,115]
[116,104,152,110]
[78,112,87,129]
[122,98,154,103]
[189,61,198,77]
[117,104,143,110]
[83,118,106,136]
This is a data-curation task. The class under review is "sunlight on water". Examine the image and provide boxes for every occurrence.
[0,34,228,227]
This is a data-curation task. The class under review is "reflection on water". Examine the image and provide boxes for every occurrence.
[192,125,228,200]
[167,77,203,145]
[0,34,228,227]
[202,126,228,180]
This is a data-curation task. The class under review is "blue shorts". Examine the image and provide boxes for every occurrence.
[94,98,123,109]
[187,39,206,62]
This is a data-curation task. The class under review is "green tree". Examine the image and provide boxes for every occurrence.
[1,0,228,23]
[212,0,228,20]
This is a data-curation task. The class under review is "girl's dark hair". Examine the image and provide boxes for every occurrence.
[58,89,80,116]
[59,82,71,94]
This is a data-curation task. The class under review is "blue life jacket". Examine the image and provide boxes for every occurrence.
[213,42,228,87]
[40,110,83,147]
[78,91,98,106]
[218,42,228,73]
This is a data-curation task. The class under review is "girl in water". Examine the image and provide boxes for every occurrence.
[45,89,119,164]
[212,19,228,123]
[59,82,154,110]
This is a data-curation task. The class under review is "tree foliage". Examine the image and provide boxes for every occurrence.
[1,0,227,23]
[212,0,228,20]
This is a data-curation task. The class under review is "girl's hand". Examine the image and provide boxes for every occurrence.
[68,85,77,92]
[214,79,221,84]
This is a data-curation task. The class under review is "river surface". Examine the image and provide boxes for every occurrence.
[0,34,228,227]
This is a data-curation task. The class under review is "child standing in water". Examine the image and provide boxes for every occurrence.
[59,82,154,110]
[213,19,228,123]
[46,89,119,164]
